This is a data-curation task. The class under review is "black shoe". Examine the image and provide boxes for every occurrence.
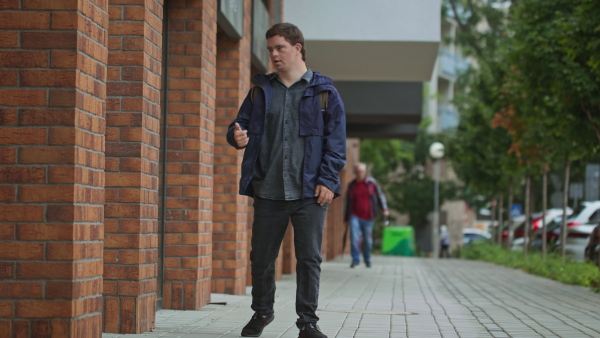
[350,261,359,268]
[299,323,327,338]
[241,313,274,337]
[365,261,371,268]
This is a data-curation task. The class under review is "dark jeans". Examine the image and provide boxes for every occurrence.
[250,196,328,328]
[440,244,450,258]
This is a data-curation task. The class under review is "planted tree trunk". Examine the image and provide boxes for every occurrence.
[507,179,514,250]
[542,168,548,260]
[561,158,571,259]
[491,194,497,243]
[498,191,504,247]
[524,167,531,255]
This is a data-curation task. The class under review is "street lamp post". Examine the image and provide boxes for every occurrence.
[429,142,444,259]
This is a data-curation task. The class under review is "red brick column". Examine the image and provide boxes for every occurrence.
[335,138,361,259]
[0,0,108,336]
[212,0,252,295]
[325,196,344,260]
[161,0,216,310]
[103,0,163,333]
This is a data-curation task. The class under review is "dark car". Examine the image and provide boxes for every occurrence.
[529,216,564,251]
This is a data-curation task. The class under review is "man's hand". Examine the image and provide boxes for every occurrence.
[234,122,249,147]
[314,184,333,206]
[383,209,390,217]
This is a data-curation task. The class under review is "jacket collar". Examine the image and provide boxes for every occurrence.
[253,70,332,89]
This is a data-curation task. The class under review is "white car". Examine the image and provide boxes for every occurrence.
[463,228,491,247]
[566,201,600,227]
[531,207,573,231]
[564,224,597,262]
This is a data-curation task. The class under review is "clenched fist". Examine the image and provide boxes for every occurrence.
[234,122,249,147]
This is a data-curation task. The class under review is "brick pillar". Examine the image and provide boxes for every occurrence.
[161,0,216,310]
[337,138,361,258]
[325,195,344,260]
[212,0,252,295]
[0,0,108,336]
[103,0,163,333]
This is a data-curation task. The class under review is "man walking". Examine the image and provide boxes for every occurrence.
[226,23,346,338]
[344,163,388,268]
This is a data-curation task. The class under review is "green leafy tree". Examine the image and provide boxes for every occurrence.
[387,171,459,227]
[443,0,521,203]
[509,0,600,257]
[359,139,413,187]
[361,120,459,227]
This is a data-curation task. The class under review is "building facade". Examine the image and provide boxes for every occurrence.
[424,15,475,255]
[0,0,440,336]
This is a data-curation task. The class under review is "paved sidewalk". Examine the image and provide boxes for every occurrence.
[104,256,600,338]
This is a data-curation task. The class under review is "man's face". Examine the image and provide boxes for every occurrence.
[354,166,366,182]
[267,35,300,72]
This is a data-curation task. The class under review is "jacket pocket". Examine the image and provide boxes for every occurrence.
[299,96,324,136]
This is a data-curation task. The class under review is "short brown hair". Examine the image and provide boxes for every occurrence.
[266,22,306,61]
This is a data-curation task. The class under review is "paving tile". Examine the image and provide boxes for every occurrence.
[101,256,600,338]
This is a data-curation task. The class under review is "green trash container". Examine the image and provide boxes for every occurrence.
[382,226,415,256]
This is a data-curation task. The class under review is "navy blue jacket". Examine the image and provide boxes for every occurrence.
[226,71,346,199]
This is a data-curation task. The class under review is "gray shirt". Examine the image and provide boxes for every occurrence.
[252,69,313,200]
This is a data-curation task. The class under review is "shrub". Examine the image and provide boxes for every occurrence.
[461,242,600,292]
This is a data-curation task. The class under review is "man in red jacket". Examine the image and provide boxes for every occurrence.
[344,163,388,268]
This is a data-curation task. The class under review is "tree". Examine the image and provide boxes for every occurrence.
[509,0,600,257]
[359,139,413,187]
[360,119,459,225]
[443,0,521,208]
[387,170,459,228]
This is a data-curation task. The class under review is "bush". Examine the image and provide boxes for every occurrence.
[462,242,600,292]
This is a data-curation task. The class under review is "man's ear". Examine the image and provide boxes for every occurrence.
[295,43,302,54]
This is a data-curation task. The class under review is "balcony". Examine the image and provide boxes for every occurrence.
[284,0,441,139]
[284,0,441,82]
[439,47,469,78]
[439,105,460,131]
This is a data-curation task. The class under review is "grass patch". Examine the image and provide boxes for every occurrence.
[461,242,600,292]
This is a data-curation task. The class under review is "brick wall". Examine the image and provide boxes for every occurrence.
[212,0,253,295]
[161,0,216,310]
[0,0,356,335]
[103,0,163,333]
[0,0,109,336]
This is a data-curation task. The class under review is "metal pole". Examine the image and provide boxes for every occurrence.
[433,159,440,259]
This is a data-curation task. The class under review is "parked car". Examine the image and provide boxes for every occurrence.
[531,208,573,231]
[566,201,600,227]
[501,215,526,239]
[509,208,573,241]
[463,228,491,247]
[541,201,600,242]
[564,224,597,262]
[529,215,564,251]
